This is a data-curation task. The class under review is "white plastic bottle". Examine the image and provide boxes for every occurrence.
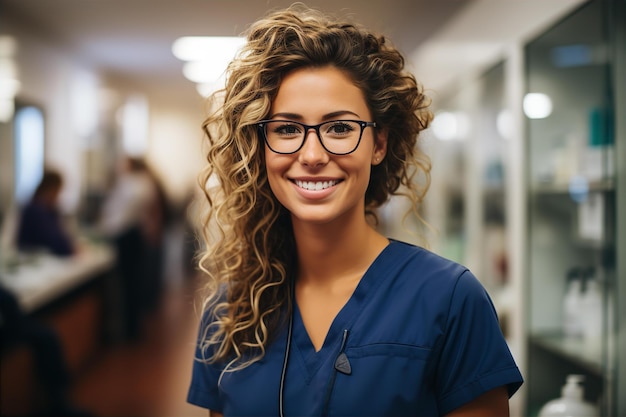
[537,375,598,417]
[563,275,583,338]
[581,274,603,356]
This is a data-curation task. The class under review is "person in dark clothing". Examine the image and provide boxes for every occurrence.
[0,285,91,416]
[16,170,75,257]
[99,157,168,341]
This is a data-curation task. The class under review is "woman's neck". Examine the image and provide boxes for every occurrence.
[292,215,389,288]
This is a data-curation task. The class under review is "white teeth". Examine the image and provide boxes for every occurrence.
[295,180,338,191]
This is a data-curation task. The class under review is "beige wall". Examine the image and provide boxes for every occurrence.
[146,96,207,206]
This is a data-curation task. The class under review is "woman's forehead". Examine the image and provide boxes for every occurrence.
[271,66,369,120]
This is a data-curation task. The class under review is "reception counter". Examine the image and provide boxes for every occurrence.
[0,242,116,313]
[0,242,117,416]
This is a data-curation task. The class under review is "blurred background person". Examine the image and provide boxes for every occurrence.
[139,158,172,313]
[16,169,76,257]
[98,156,170,341]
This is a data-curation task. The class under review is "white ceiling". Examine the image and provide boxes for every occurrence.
[1,0,471,100]
[2,0,587,105]
[411,0,587,95]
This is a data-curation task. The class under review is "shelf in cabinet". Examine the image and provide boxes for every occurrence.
[529,332,604,375]
[530,179,614,195]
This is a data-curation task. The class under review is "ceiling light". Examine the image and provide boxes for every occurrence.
[172,36,245,62]
[523,93,553,119]
[172,36,246,90]
[182,61,227,84]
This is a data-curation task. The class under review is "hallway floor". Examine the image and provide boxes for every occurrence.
[70,274,206,417]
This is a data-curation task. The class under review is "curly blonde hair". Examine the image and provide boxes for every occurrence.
[196,4,432,371]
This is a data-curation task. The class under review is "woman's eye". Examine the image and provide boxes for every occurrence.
[275,125,301,135]
[327,122,354,134]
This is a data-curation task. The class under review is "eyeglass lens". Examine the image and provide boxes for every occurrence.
[262,120,367,155]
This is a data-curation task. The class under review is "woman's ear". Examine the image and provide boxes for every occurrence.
[371,129,388,165]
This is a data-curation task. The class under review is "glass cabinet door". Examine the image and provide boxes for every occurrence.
[524,1,619,415]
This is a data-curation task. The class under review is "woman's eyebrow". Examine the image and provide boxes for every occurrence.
[269,112,302,120]
[269,110,361,120]
[322,110,360,120]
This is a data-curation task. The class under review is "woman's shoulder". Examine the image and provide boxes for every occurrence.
[385,239,469,277]
[379,239,485,297]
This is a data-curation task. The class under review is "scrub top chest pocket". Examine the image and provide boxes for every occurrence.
[327,343,436,416]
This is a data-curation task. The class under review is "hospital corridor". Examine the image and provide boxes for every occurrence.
[1,0,625,416]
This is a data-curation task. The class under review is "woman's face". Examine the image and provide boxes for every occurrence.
[264,66,387,227]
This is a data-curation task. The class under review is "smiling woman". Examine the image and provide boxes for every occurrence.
[261,66,386,227]
[187,4,523,417]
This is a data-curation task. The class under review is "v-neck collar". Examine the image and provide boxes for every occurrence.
[289,240,397,381]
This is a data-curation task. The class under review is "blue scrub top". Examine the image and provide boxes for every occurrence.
[188,240,523,416]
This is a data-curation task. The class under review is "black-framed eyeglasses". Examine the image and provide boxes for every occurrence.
[257,119,377,155]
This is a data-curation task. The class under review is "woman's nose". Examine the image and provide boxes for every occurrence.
[298,129,329,166]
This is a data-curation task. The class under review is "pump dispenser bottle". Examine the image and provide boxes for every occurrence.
[537,375,598,417]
